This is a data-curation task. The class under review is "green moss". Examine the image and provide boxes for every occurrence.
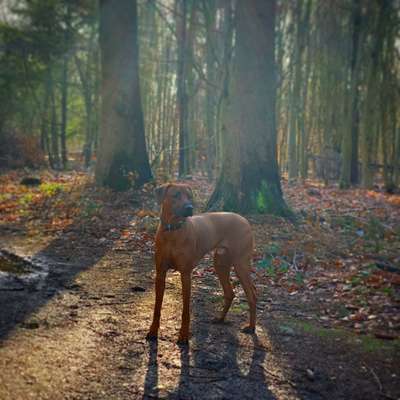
[252,180,293,217]
[256,182,268,212]
[287,319,400,353]
[209,177,293,218]
[294,320,346,339]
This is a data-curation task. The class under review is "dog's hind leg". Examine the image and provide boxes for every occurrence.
[234,258,257,333]
[213,248,234,323]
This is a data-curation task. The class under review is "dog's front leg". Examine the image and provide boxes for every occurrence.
[146,266,166,340]
[178,270,192,344]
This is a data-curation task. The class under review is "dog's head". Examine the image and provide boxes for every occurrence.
[155,183,194,217]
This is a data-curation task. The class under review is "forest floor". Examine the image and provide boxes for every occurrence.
[0,170,399,400]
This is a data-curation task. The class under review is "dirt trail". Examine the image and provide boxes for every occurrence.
[1,228,399,400]
[0,176,399,400]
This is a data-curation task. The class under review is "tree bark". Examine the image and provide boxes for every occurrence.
[60,1,71,170]
[340,0,362,188]
[49,70,60,169]
[204,0,217,180]
[75,27,96,169]
[177,0,190,178]
[60,56,68,169]
[95,0,152,190]
[361,0,389,188]
[215,0,233,174]
[207,0,290,216]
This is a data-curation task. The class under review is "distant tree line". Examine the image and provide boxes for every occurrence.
[0,0,399,210]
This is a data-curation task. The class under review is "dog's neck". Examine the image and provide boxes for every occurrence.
[160,206,187,232]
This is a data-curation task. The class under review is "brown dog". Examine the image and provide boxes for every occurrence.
[146,183,256,344]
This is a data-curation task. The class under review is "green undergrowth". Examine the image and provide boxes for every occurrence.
[39,182,65,196]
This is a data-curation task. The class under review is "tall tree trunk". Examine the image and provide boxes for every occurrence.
[40,72,51,155]
[287,2,303,182]
[340,0,362,188]
[160,36,172,172]
[75,48,95,169]
[49,70,60,169]
[215,0,234,174]
[60,57,68,169]
[204,0,217,181]
[186,1,197,174]
[361,0,388,188]
[93,47,100,153]
[60,1,71,170]
[177,0,190,177]
[41,86,51,165]
[298,0,312,180]
[394,127,400,187]
[287,68,298,181]
[95,0,152,190]
[207,0,289,216]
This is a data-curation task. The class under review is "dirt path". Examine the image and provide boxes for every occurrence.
[0,176,399,400]
[1,225,399,400]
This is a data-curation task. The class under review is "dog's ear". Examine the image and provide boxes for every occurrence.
[154,184,171,205]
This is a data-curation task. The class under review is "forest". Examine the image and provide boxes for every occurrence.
[0,1,399,399]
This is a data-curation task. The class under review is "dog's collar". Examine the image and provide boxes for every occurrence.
[161,219,186,232]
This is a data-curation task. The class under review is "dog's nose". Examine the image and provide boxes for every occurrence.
[184,204,193,216]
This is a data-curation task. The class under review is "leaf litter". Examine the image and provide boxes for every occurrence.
[0,171,399,399]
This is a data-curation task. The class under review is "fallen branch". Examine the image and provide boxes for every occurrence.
[364,363,396,400]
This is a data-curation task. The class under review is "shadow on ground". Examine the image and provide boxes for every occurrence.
[142,274,278,400]
[0,205,131,342]
[141,269,400,400]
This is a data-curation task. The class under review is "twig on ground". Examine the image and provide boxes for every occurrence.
[364,363,396,400]
[369,365,383,392]
[292,250,299,272]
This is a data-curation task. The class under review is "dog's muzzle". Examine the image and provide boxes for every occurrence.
[183,204,193,217]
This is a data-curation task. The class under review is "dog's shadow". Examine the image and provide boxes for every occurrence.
[143,340,159,399]
[143,280,276,399]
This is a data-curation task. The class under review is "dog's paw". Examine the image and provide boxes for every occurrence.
[177,331,190,345]
[177,337,189,346]
[145,332,158,341]
[241,326,256,334]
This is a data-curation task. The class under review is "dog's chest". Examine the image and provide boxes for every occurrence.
[158,233,197,267]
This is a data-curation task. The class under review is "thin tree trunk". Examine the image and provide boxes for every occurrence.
[341,0,362,187]
[60,2,71,170]
[177,0,189,177]
[49,70,60,169]
[204,0,217,180]
[215,0,233,174]
[60,57,68,169]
